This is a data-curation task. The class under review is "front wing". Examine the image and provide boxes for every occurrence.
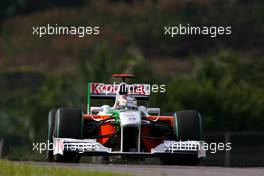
[53,138,206,158]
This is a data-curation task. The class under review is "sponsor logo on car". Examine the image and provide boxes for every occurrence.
[90,83,150,95]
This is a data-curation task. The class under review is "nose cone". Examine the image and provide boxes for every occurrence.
[119,111,141,127]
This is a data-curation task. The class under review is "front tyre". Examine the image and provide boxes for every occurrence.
[53,107,82,163]
[174,110,202,141]
[47,109,56,162]
[161,110,202,165]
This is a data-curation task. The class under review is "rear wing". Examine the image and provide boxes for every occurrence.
[87,83,150,113]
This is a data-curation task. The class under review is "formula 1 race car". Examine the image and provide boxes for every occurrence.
[47,74,206,165]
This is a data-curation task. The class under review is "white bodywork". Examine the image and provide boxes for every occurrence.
[53,138,206,158]
[119,111,141,128]
[119,110,141,152]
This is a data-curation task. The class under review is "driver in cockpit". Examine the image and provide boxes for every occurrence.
[113,83,137,109]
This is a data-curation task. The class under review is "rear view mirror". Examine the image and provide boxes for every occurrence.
[147,108,160,115]
[90,107,103,114]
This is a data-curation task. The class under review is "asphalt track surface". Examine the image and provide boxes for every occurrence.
[19,161,264,176]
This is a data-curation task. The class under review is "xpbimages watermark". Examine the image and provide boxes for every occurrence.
[33,140,99,154]
[164,24,232,38]
[164,141,232,154]
[32,24,100,37]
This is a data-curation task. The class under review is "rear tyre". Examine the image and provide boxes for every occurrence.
[53,107,82,163]
[47,109,56,162]
[161,110,202,165]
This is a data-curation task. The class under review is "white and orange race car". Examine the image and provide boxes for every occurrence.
[47,74,206,164]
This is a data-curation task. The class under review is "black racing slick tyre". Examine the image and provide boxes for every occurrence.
[53,107,82,163]
[174,110,202,141]
[161,110,202,165]
[47,109,56,162]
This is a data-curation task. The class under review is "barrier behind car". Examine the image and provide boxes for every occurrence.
[202,132,264,166]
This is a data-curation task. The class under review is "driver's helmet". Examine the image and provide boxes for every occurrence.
[118,83,128,95]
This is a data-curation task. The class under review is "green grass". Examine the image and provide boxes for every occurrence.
[0,160,131,176]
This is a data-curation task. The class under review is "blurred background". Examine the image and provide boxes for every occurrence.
[0,0,263,166]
